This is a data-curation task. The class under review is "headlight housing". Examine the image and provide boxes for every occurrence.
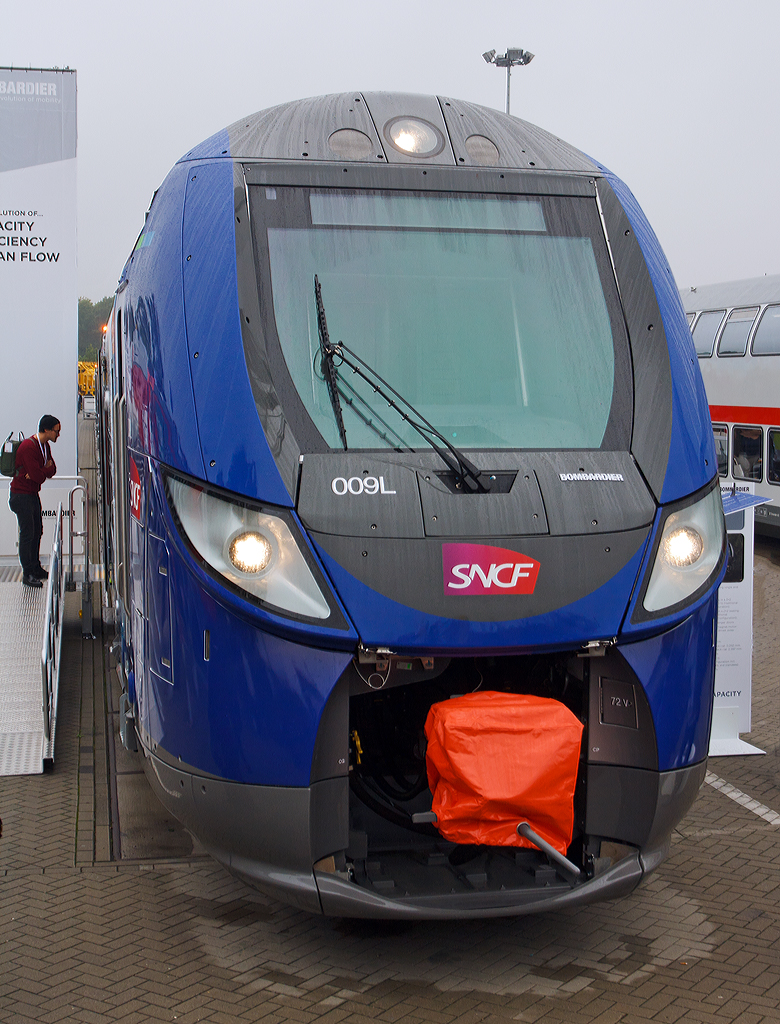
[165,472,333,621]
[638,481,726,617]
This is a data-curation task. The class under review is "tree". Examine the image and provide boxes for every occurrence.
[78,296,114,361]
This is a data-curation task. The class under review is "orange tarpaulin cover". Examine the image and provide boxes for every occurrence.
[424,692,584,854]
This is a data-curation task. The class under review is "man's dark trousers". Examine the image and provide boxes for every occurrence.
[9,492,43,576]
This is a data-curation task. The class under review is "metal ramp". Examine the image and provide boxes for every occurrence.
[0,508,68,776]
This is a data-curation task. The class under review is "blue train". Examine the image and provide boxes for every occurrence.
[98,92,726,918]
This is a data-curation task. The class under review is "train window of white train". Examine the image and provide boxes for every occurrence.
[717,306,759,356]
[768,430,780,484]
[732,426,763,481]
[712,425,728,477]
[752,304,780,356]
[691,309,725,357]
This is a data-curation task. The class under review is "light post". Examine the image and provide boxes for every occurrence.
[482,48,535,115]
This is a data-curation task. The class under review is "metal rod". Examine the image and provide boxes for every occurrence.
[516,822,583,878]
[506,65,511,114]
[41,504,63,743]
[68,478,94,637]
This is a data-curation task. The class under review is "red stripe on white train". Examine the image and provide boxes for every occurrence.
[709,406,780,425]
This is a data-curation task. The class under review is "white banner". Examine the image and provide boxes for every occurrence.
[0,68,77,562]
[710,483,765,756]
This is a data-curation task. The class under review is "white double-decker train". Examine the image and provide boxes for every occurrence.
[681,275,780,535]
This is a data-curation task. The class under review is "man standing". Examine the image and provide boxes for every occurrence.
[8,415,61,588]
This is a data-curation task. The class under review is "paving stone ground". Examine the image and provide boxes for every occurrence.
[2,456,780,1022]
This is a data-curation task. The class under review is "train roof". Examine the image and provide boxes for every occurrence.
[180,91,599,174]
[680,274,780,312]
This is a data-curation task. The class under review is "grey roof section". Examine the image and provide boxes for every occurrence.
[0,68,77,173]
[223,91,598,172]
[437,95,597,171]
[680,275,780,312]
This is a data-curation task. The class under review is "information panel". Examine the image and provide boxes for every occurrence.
[0,67,77,560]
[709,484,768,756]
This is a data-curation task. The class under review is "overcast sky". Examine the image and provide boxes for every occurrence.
[3,0,778,300]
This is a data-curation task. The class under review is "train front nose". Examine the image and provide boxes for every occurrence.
[297,449,656,653]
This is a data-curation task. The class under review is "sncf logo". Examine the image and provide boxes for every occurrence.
[129,459,142,522]
[442,543,540,596]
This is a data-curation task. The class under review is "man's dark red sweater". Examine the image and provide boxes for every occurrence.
[10,437,57,495]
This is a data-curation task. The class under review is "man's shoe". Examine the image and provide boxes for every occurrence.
[22,575,43,588]
[32,566,49,579]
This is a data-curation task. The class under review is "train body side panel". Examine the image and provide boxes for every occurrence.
[598,168,716,504]
[123,163,205,478]
[181,159,291,506]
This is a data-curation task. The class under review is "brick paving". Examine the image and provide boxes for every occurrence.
[1,530,780,1022]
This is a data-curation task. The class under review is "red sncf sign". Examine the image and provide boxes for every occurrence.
[442,543,540,596]
[129,459,142,522]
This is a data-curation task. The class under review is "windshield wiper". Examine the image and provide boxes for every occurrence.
[314,274,348,450]
[313,277,487,493]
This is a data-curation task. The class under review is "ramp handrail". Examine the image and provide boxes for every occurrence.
[68,476,89,583]
[67,478,94,637]
[41,504,65,743]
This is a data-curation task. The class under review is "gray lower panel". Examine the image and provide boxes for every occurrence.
[142,749,704,919]
[143,751,348,915]
[586,761,707,848]
[315,853,642,919]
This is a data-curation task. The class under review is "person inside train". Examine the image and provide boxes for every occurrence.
[733,427,763,481]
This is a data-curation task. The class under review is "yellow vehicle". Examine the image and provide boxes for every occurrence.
[78,361,97,396]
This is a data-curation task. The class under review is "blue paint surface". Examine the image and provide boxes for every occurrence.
[140,462,354,784]
[621,596,717,770]
[181,160,292,506]
[596,167,716,504]
[123,163,205,477]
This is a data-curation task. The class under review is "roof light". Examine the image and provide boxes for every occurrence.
[464,135,500,165]
[384,117,444,158]
[328,128,374,160]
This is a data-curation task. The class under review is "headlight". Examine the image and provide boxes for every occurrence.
[166,474,331,620]
[662,527,703,568]
[641,483,725,614]
[228,531,274,575]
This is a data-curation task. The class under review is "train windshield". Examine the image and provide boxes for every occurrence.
[250,187,629,451]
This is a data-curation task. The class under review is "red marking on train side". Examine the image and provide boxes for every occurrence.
[709,405,780,426]
[129,458,142,522]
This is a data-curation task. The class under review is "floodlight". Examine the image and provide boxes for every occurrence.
[481,46,536,114]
